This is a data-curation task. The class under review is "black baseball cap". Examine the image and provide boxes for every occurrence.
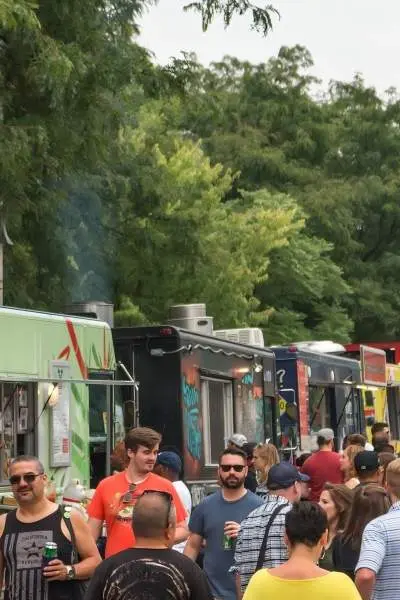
[354,451,380,474]
[267,462,310,490]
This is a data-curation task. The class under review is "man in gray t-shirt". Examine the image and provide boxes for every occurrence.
[184,449,263,600]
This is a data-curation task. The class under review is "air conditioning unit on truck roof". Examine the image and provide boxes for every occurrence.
[214,328,265,348]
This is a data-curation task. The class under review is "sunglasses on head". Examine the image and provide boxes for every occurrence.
[9,472,44,486]
[220,464,245,473]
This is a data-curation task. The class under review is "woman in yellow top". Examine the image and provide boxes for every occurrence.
[243,501,361,600]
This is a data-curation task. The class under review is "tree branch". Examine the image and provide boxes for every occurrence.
[183,1,279,35]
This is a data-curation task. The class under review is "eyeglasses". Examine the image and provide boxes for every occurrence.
[138,490,173,528]
[9,472,44,486]
[219,464,245,473]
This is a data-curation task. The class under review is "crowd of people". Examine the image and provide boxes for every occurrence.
[0,422,399,600]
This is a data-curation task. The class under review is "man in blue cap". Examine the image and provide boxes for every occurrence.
[234,461,310,595]
[154,451,192,553]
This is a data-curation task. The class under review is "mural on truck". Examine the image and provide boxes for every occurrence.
[276,360,309,449]
[234,368,264,443]
[181,358,202,479]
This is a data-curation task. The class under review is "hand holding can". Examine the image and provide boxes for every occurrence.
[42,542,58,571]
[223,521,240,549]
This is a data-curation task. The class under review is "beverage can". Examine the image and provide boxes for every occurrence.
[223,523,233,550]
[223,533,233,550]
[42,542,58,568]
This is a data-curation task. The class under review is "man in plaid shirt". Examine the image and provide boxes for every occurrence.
[233,462,308,594]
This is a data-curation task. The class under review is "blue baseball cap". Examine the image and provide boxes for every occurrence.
[156,451,182,474]
[267,462,310,490]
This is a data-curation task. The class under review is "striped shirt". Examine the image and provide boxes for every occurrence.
[356,501,400,600]
[233,495,290,593]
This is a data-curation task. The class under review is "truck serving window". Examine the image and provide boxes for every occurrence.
[201,378,234,466]
[309,386,332,434]
[88,372,125,488]
[0,382,36,482]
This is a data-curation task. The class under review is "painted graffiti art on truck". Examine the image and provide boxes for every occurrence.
[237,369,265,443]
[241,372,254,385]
[182,369,202,478]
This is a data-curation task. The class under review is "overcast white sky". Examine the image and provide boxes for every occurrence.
[138,1,400,96]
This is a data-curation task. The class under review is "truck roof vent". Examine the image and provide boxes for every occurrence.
[214,328,265,348]
[168,304,213,336]
[65,301,114,328]
[291,340,346,354]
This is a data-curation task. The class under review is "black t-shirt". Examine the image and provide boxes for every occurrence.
[244,470,258,493]
[85,547,213,600]
[332,534,360,580]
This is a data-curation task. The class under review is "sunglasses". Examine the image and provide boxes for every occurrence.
[220,464,245,473]
[9,472,44,486]
[122,483,137,504]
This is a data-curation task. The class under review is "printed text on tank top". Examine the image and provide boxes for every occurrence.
[13,506,72,542]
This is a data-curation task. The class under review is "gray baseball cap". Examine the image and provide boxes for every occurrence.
[317,428,335,441]
[229,433,248,448]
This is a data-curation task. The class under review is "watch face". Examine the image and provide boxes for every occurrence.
[67,566,75,580]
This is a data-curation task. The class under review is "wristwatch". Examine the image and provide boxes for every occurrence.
[66,566,76,580]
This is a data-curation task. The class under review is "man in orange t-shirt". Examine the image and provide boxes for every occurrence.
[88,427,188,557]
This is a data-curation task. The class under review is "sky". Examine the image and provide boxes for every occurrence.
[138,0,400,96]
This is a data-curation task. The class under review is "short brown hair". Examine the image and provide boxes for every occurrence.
[386,458,400,498]
[347,434,366,448]
[125,427,162,452]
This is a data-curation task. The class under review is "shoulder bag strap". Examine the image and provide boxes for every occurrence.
[60,506,90,598]
[60,505,78,564]
[255,503,287,572]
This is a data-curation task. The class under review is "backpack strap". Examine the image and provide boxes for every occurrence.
[255,503,287,572]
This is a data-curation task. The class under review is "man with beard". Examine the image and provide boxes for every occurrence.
[184,449,263,600]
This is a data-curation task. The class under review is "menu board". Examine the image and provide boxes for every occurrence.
[49,360,71,467]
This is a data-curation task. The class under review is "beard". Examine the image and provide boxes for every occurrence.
[220,475,244,489]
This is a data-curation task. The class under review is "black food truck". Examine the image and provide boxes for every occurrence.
[113,311,276,504]
[273,342,363,452]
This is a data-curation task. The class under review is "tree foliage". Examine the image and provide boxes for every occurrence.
[2,0,400,345]
[183,0,279,35]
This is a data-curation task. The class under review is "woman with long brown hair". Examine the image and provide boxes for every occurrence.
[318,483,353,571]
[340,445,364,489]
[253,443,280,500]
[378,452,395,486]
[332,483,390,580]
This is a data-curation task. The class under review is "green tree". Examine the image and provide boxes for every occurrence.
[107,103,301,326]
[1,0,155,307]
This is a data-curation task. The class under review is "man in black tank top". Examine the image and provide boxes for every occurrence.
[0,455,101,600]
[86,490,212,600]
